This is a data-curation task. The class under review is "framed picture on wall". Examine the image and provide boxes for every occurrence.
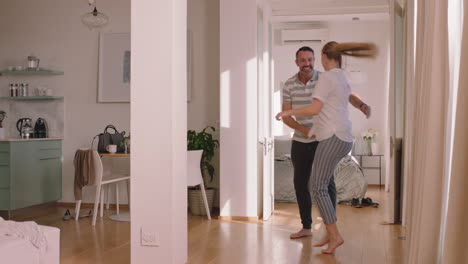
[98,32,131,103]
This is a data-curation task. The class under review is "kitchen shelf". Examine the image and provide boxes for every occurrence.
[0,69,64,75]
[0,96,63,100]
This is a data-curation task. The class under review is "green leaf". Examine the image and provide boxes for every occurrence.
[187,126,219,186]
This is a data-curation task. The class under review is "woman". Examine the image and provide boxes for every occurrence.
[275,41,377,254]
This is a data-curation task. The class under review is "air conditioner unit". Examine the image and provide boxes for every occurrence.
[280,28,329,44]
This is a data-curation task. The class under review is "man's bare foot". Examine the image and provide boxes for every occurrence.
[321,236,344,254]
[289,228,312,239]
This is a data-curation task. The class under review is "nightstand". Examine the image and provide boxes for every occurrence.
[354,154,384,187]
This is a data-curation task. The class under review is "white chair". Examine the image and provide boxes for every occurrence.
[74,150,130,225]
[187,150,211,220]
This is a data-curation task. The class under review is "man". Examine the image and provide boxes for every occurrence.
[282,46,371,239]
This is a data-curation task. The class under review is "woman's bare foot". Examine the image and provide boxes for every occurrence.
[321,235,344,254]
[290,228,312,239]
[313,236,329,247]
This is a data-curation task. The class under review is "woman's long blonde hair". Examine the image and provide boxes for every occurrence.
[322,41,377,68]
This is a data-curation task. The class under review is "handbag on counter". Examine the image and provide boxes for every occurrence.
[93,125,126,153]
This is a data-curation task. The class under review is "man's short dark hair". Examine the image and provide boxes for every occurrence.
[295,46,314,58]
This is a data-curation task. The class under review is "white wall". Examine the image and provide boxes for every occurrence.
[187,0,220,206]
[272,20,390,157]
[0,0,131,204]
[220,0,260,217]
[132,0,187,263]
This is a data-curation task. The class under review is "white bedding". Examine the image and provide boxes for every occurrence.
[274,143,367,203]
[274,159,297,202]
[334,155,367,201]
[0,220,60,264]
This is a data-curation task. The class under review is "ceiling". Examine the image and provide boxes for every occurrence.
[269,0,390,17]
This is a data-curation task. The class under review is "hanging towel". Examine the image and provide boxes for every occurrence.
[73,149,96,200]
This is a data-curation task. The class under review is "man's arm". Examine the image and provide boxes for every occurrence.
[281,103,309,137]
[277,99,323,122]
[349,92,371,118]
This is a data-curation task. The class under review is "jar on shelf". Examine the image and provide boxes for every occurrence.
[19,84,24,96]
[13,84,19,97]
[22,83,29,97]
[9,83,14,97]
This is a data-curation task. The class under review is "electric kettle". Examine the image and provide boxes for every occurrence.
[16,118,34,138]
[27,56,40,70]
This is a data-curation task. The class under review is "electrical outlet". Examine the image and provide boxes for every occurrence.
[141,226,159,247]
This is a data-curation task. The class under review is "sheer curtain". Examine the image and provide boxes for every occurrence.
[405,0,450,263]
[441,1,467,262]
[405,0,468,262]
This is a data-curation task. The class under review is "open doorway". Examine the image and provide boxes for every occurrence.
[268,12,397,223]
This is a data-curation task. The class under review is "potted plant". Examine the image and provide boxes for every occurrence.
[119,134,131,153]
[187,126,219,216]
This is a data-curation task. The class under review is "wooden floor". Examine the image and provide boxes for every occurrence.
[15,186,405,264]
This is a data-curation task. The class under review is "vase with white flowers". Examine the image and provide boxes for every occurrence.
[362,128,378,155]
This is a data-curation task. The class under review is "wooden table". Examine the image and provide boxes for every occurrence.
[99,153,130,157]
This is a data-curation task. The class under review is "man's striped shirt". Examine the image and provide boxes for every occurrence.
[282,70,320,143]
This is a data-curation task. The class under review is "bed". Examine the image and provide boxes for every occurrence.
[0,221,60,264]
[274,136,367,203]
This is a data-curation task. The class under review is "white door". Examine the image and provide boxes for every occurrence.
[388,0,405,224]
[257,7,274,220]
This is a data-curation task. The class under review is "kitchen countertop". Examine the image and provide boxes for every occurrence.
[0,137,64,142]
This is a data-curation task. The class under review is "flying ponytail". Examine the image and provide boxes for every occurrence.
[322,41,377,67]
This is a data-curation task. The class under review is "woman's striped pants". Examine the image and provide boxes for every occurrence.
[310,135,353,224]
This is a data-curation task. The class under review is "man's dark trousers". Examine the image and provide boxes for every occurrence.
[291,140,337,230]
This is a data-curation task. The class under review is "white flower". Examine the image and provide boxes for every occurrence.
[362,128,378,141]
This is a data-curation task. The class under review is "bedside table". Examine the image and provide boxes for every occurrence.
[354,154,384,187]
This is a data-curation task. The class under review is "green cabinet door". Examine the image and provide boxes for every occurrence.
[0,143,10,209]
[10,141,38,209]
[0,140,62,211]
[38,157,62,203]
[37,141,62,204]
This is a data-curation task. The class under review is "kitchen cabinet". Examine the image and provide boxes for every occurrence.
[0,140,62,217]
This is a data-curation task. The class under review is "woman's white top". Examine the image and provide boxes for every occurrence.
[308,68,353,142]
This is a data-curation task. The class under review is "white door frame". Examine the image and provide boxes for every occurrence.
[257,3,275,220]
